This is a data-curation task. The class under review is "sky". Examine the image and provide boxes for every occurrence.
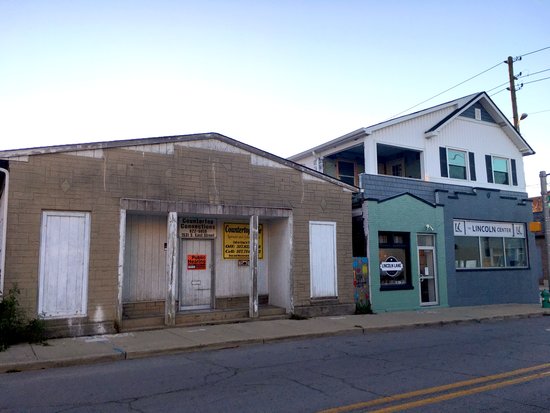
[1,0,549,196]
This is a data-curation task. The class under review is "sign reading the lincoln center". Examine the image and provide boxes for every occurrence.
[223,223,264,259]
[453,220,525,238]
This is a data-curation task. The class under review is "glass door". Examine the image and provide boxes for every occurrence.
[417,235,438,306]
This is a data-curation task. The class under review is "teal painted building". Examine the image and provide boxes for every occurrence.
[366,194,448,312]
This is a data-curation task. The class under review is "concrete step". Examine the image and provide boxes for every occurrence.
[121,305,288,332]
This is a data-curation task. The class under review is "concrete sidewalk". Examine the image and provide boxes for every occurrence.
[1,304,548,374]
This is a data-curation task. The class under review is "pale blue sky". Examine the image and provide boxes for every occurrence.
[1,0,549,195]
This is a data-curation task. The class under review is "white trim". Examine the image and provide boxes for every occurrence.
[116,209,126,328]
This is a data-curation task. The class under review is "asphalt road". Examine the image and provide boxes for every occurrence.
[1,317,550,412]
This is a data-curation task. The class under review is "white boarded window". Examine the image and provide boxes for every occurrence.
[309,221,338,298]
[39,211,91,318]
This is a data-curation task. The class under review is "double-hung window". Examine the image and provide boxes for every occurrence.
[448,149,467,180]
[485,155,518,186]
[492,157,509,185]
[439,147,476,181]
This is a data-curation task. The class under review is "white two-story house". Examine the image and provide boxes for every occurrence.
[290,92,541,312]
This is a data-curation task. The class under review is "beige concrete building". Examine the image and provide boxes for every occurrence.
[0,133,357,337]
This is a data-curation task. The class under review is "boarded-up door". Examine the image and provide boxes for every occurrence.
[123,214,167,302]
[180,239,212,310]
[38,211,91,318]
[309,221,338,298]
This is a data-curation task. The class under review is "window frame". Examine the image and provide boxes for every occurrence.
[491,156,510,185]
[337,160,356,186]
[453,220,528,270]
[447,148,468,180]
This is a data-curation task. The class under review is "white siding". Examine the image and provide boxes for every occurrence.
[425,118,526,191]
[123,214,167,302]
[309,221,337,298]
[38,211,91,318]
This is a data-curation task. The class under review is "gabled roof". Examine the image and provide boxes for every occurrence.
[289,92,534,160]
[0,132,358,192]
[424,92,534,155]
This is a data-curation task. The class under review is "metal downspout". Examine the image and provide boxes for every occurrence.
[0,167,8,299]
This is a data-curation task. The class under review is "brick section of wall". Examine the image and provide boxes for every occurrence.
[360,174,528,204]
[4,141,354,334]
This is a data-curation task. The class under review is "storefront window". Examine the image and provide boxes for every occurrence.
[453,220,527,270]
[481,237,504,268]
[505,238,527,267]
[379,231,412,290]
[455,237,480,268]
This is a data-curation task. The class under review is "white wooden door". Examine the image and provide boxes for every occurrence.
[309,221,338,298]
[180,239,212,309]
[38,211,91,318]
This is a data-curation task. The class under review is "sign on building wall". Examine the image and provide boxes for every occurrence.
[453,220,525,238]
[179,218,216,239]
[187,254,207,270]
[223,223,264,259]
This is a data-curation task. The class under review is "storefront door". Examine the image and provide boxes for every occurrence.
[417,235,438,306]
[180,239,212,310]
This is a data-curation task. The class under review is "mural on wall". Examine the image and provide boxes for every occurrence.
[353,257,372,314]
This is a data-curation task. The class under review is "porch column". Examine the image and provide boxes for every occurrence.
[115,209,126,331]
[165,212,178,326]
[249,215,259,318]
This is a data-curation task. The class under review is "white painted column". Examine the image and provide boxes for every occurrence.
[115,209,126,331]
[249,215,259,318]
[165,212,178,326]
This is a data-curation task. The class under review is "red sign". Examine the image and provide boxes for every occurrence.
[187,254,207,270]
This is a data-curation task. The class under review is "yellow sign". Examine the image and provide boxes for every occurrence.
[223,223,263,259]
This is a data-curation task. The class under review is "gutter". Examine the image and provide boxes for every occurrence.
[0,167,8,299]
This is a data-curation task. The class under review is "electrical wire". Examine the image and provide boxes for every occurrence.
[388,47,549,119]
[490,88,508,97]
[520,46,550,58]
[522,75,550,86]
[388,61,504,118]
[518,68,550,78]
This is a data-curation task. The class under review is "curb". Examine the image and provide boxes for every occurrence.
[2,310,548,374]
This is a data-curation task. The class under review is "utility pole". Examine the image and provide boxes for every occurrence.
[506,56,520,131]
[540,171,550,288]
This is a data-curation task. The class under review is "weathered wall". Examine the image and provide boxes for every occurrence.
[4,138,354,333]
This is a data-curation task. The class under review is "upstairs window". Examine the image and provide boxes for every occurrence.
[439,147,476,181]
[486,155,517,186]
[492,157,509,185]
[448,149,467,179]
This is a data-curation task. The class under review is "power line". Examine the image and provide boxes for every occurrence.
[522,75,550,86]
[490,88,508,97]
[518,68,550,79]
[388,61,504,118]
[520,46,550,58]
[388,47,550,119]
